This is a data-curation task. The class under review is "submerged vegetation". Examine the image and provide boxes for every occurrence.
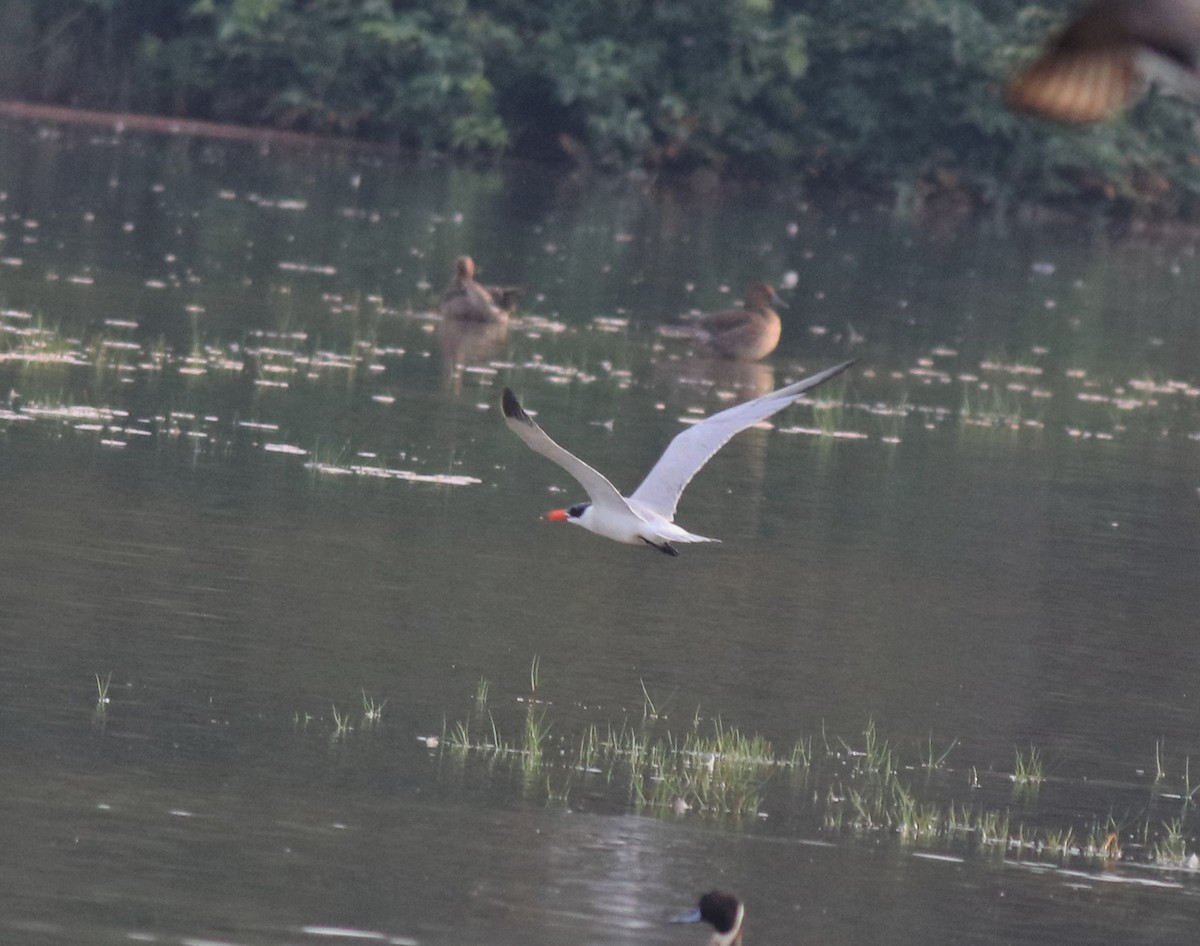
[4,1,1200,215]
[428,669,1200,876]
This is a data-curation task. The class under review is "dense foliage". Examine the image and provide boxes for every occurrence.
[3,0,1200,216]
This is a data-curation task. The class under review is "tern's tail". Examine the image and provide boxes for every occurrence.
[671,530,720,544]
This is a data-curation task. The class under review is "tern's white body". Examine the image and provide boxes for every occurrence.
[501,360,854,554]
[573,498,716,547]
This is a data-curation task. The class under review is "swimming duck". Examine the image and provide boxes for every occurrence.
[1007,0,1200,123]
[438,255,520,323]
[672,890,745,946]
[692,284,785,362]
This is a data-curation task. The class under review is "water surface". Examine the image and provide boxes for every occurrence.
[1,119,1199,945]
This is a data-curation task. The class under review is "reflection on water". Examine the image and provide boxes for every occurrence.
[2,119,1200,945]
[438,317,509,394]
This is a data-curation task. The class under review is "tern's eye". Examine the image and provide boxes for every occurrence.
[568,503,590,519]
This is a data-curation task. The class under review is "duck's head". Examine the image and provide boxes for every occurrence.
[455,255,476,280]
[544,501,589,524]
[744,283,785,311]
[672,890,745,946]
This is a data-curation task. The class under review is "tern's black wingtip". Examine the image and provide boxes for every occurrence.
[818,358,856,384]
[501,387,524,420]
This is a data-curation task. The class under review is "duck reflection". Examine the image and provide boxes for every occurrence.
[649,355,779,541]
[437,316,509,394]
[662,353,777,403]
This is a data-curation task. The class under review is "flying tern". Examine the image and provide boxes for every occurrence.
[500,360,854,555]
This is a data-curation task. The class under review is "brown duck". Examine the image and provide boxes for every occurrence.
[1007,0,1200,123]
[693,283,785,362]
[438,256,521,323]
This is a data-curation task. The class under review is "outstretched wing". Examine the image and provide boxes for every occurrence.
[629,360,854,519]
[501,388,630,513]
[1006,0,1200,123]
[1006,45,1140,124]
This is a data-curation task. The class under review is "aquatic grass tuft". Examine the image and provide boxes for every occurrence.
[446,718,472,755]
[922,733,959,771]
[94,671,112,709]
[958,370,1046,433]
[437,668,1200,868]
[521,704,551,772]
[639,678,660,721]
[1184,756,1200,808]
[330,704,353,741]
[576,723,602,773]
[1149,739,1200,813]
[309,438,353,474]
[92,671,113,727]
[788,735,813,770]
[1012,746,1044,787]
[528,654,541,697]
[976,808,1010,850]
[1152,818,1189,866]
[1041,826,1075,862]
[361,691,386,725]
[810,374,851,436]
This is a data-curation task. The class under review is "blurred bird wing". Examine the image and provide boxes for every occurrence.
[1006,0,1200,122]
[1006,46,1140,122]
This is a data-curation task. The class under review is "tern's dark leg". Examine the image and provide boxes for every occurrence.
[642,538,680,556]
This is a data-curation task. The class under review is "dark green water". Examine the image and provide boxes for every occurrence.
[2,120,1200,945]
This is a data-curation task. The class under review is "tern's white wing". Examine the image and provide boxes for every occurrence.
[629,360,855,519]
[502,388,631,513]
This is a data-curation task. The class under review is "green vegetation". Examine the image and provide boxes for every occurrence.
[448,708,775,817]
[5,1,1200,215]
[1153,817,1188,865]
[361,690,386,725]
[94,671,112,711]
[1012,745,1045,786]
[330,703,353,740]
[436,672,1200,871]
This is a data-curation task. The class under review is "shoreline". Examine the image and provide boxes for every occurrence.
[4,99,1196,234]
[0,99,406,155]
